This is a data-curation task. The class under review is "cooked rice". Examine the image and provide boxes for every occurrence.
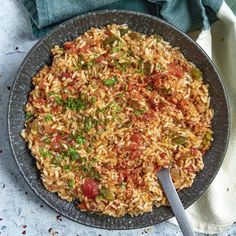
[21,24,213,217]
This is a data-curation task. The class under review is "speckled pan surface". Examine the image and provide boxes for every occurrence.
[8,10,229,229]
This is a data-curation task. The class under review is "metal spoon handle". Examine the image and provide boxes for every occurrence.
[158,168,195,236]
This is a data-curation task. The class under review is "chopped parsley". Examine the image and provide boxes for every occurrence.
[48,92,55,96]
[103,76,118,87]
[63,165,73,171]
[114,60,127,72]
[65,147,80,161]
[76,135,86,146]
[81,61,95,69]
[51,155,61,166]
[111,41,124,53]
[55,96,63,105]
[65,97,86,110]
[39,149,52,158]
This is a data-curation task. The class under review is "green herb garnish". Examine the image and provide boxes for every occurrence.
[65,97,86,110]
[82,61,94,69]
[63,165,73,171]
[89,167,101,180]
[114,60,127,72]
[48,92,55,96]
[39,149,52,158]
[43,137,51,144]
[66,147,80,161]
[103,76,118,87]
[51,155,61,166]
[76,135,86,146]
[55,96,63,105]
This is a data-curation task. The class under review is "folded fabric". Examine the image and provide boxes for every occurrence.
[19,0,236,234]
[21,0,235,37]
[168,1,236,234]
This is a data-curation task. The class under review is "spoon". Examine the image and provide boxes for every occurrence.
[157,167,195,236]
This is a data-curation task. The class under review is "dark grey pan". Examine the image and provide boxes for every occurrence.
[8,10,230,230]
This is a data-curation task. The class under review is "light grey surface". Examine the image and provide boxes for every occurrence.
[0,0,236,235]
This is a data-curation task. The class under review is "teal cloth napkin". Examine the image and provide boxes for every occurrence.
[20,0,236,38]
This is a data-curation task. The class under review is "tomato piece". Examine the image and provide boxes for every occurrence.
[141,111,156,122]
[148,98,158,110]
[61,93,68,100]
[78,201,87,210]
[63,42,76,50]
[130,132,143,144]
[191,148,198,156]
[51,105,60,113]
[81,178,99,199]
[160,152,165,159]
[168,62,184,78]
[158,102,166,111]
[34,98,46,105]
[95,55,105,63]
[38,81,46,90]
[51,134,62,151]
[186,164,197,173]
[130,150,141,159]
[154,164,161,173]
[128,142,139,151]
[128,81,133,91]
[78,44,90,53]
[61,72,72,78]
[67,85,74,91]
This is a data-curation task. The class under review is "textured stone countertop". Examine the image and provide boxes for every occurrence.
[0,1,236,235]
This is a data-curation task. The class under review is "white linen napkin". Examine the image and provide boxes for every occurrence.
[169,1,236,234]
